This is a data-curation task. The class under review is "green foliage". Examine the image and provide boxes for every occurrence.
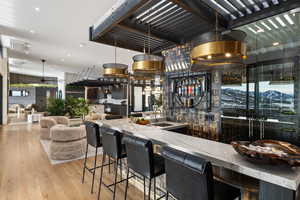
[65,97,89,118]
[47,98,66,116]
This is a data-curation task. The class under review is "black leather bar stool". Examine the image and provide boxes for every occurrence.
[161,146,241,200]
[98,127,128,200]
[123,135,165,200]
[82,121,104,194]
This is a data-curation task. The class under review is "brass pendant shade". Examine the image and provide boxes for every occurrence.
[103,63,128,77]
[191,31,247,67]
[132,54,164,74]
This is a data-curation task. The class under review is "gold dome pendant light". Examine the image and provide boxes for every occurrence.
[103,40,128,77]
[191,13,247,67]
[132,21,164,76]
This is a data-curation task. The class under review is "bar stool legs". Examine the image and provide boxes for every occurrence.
[82,143,99,193]
[91,147,98,193]
[98,155,105,200]
[112,159,119,200]
[98,156,128,200]
[124,169,162,200]
[82,142,89,184]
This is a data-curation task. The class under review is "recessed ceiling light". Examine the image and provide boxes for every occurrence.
[273,42,280,46]
[207,55,212,59]
[284,14,294,25]
[79,43,86,47]
[29,30,35,34]
[225,53,232,58]
[35,7,40,12]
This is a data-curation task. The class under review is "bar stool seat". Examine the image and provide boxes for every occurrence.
[123,135,166,200]
[161,146,241,200]
[97,127,129,200]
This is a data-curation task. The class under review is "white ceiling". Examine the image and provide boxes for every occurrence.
[0,0,137,78]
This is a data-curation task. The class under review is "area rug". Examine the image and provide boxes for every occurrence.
[40,139,103,165]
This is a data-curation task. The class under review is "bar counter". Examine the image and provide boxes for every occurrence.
[96,118,300,198]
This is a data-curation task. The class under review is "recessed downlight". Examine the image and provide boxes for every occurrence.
[79,43,86,47]
[35,7,40,12]
[207,55,212,59]
[225,53,232,58]
[30,30,35,34]
[273,42,280,46]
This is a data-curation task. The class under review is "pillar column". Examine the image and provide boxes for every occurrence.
[0,47,8,125]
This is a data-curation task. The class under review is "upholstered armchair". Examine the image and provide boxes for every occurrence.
[49,125,86,160]
[39,116,70,140]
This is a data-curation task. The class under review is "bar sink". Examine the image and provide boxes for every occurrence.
[151,122,174,127]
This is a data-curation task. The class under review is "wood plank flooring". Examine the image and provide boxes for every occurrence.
[0,123,144,200]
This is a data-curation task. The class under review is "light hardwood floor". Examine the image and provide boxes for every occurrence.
[0,123,144,200]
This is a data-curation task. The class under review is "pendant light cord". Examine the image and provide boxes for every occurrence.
[114,39,117,64]
[215,12,219,41]
[148,23,151,54]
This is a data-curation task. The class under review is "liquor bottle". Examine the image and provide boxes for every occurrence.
[178,83,182,96]
[197,80,202,96]
[180,81,185,96]
[184,80,188,96]
[191,80,194,96]
[194,79,197,96]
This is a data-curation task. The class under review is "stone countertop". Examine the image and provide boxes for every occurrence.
[96,118,300,191]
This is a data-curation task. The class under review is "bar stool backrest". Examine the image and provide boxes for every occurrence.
[123,135,154,178]
[161,146,214,200]
[84,121,102,148]
[101,126,123,159]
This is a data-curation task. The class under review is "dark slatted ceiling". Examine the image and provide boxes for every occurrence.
[90,0,300,53]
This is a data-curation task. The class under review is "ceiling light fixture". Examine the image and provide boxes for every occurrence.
[273,42,280,46]
[79,43,85,47]
[268,19,279,29]
[225,53,232,58]
[30,30,35,34]
[275,17,286,27]
[191,13,247,68]
[284,14,294,25]
[103,40,128,77]
[35,7,40,12]
[132,17,164,76]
